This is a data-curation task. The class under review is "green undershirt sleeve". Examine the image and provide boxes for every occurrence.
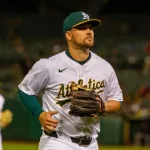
[17,89,44,118]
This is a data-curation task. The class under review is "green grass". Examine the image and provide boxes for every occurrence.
[3,142,150,150]
[3,142,38,150]
[101,146,150,150]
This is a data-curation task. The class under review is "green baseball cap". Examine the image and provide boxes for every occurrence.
[63,11,101,33]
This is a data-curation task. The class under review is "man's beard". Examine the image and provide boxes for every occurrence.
[73,38,94,49]
[84,40,94,48]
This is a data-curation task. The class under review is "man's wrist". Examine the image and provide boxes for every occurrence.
[37,109,44,119]
[104,102,108,112]
[98,100,106,115]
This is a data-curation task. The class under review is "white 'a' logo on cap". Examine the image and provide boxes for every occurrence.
[81,12,90,20]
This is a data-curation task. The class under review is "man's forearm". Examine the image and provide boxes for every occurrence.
[105,100,121,113]
[17,89,44,118]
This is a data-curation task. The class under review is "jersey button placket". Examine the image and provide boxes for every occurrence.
[79,69,84,80]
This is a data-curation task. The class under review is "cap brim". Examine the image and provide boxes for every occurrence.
[72,19,101,29]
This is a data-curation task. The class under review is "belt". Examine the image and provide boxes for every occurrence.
[44,130,92,146]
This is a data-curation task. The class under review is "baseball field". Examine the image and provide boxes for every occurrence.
[2,142,150,150]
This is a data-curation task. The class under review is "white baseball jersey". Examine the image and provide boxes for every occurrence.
[18,51,123,139]
[0,94,4,112]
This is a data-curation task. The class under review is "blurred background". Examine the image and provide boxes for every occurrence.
[1,0,150,149]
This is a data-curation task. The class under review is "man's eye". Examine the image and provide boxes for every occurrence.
[78,26,87,30]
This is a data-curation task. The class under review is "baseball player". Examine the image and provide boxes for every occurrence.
[18,11,123,150]
[0,94,5,150]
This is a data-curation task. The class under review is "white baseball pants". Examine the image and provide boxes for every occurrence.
[38,132,99,150]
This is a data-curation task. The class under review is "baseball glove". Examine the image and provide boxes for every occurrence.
[69,82,105,117]
[1,109,13,129]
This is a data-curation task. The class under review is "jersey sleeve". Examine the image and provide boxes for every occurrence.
[106,66,123,101]
[18,59,50,96]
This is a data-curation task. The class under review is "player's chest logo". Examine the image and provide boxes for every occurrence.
[56,79,105,106]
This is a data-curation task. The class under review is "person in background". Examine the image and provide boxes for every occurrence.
[0,93,13,150]
[0,94,5,150]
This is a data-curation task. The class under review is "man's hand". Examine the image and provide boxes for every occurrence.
[39,111,58,133]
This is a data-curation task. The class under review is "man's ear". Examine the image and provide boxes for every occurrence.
[65,31,72,41]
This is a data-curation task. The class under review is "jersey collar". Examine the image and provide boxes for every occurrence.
[65,50,91,65]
